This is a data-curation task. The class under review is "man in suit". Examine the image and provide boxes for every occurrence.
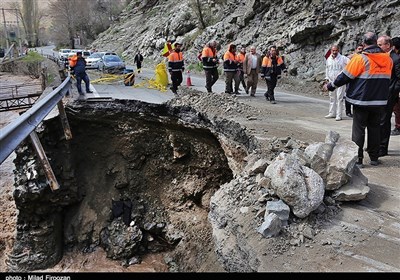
[243,46,262,96]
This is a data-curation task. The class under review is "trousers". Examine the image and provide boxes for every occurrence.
[76,72,90,94]
[328,85,346,118]
[205,68,219,92]
[352,105,383,161]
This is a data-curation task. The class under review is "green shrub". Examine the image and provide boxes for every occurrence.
[47,73,56,85]
[22,51,44,63]
[187,62,203,73]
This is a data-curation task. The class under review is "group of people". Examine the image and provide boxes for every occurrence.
[323,32,400,167]
[167,40,287,104]
[166,32,399,168]
[200,41,287,103]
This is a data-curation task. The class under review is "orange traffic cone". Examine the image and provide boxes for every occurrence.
[186,70,193,86]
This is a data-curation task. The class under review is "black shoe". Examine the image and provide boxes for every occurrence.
[87,90,93,93]
[270,100,276,104]
[391,128,400,136]
[346,113,353,118]
[356,157,363,168]
[245,89,249,95]
[370,160,380,166]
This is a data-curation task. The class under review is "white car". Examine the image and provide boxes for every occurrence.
[85,52,103,69]
[58,49,71,60]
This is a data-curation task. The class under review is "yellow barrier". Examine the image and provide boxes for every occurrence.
[90,63,170,93]
[91,73,124,84]
[133,62,169,92]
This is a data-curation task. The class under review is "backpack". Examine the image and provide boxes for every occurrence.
[124,72,135,86]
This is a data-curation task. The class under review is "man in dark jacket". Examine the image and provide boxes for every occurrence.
[261,45,287,103]
[377,35,400,157]
[324,32,393,167]
[134,51,144,73]
[202,40,219,93]
[167,43,184,94]
[72,51,92,98]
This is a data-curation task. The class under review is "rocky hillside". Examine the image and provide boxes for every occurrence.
[91,0,399,84]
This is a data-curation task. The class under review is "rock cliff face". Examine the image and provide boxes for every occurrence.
[91,0,399,83]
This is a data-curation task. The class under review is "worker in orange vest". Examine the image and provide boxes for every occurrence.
[235,46,247,94]
[168,42,184,94]
[202,40,219,93]
[223,44,238,94]
[261,45,287,104]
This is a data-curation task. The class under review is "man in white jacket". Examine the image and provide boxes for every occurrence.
[324,45,350,121]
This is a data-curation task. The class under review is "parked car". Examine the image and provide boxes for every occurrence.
[98,51,117,59]
[58,48,71,60]
[62,49,92,68]
[97,54,126,74]
[85,52,103,69]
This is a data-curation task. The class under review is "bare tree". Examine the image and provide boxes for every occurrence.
[48,0,127,48]
[9,0,45,47]
[22,0,34,47]
[48,0,81,48]
[189,0,206,30]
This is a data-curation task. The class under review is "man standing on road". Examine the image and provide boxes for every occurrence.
[324,45,350,120]
[223,44,238,94]
[324,32,393,167]
[134,50,144,73]
[261,45,287,104]
[168,42,184,94]
[235,46,247,94]
[72,51,93,99]
[202,40,219,93]
[243,46,262,97]
[377,35,400,157]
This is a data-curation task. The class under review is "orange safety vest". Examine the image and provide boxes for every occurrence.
[335,51,392,106]
[168,51,184,72]
[223,51,237,72]
[262,56,284,68]
[202,46,218,69]
[261,55,286,77]
[236,52,245,64]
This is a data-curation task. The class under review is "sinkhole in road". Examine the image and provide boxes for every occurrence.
[10,99,253,271]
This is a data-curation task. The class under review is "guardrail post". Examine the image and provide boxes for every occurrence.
[41,67,47,91]
[29,130,60,191]
[59,69,69,96]
[57,101,73,140]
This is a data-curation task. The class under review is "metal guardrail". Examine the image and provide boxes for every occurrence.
[0,75,72,164]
